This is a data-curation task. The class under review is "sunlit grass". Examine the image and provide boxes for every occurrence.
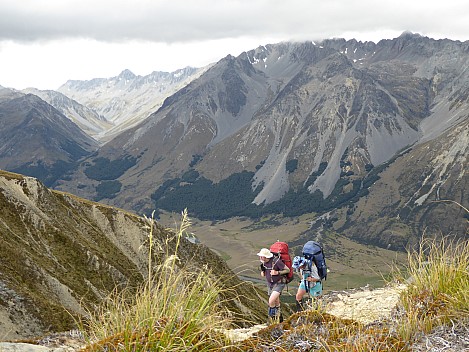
[79,209,234,351]
[394,236,469,342]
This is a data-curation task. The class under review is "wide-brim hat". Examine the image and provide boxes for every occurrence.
[257,248,273,258]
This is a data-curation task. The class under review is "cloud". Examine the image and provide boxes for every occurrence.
[2,0,468,43]
[0,0,468,90]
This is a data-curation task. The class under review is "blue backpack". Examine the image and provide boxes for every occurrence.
[302,241,327,280]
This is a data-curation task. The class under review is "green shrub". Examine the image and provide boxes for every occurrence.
[95,180,122,200]
[84,156,136,181]
[285,159,298,173]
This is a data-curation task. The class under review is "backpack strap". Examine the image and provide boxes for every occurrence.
[273,255,280,266]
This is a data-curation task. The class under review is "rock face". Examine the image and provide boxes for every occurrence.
[0,170,267,340]
[326,284,407,324]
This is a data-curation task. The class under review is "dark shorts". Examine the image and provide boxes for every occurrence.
[268,282,286,295]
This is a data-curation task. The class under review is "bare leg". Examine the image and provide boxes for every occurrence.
[269,290,281,307]
[267,291,282,323]
[296,288,307,302]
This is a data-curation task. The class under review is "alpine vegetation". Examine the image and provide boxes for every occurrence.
[394,236,469,344]
[77,208,469,351]
[80,209,235,351]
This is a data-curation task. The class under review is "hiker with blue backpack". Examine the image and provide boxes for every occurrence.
[292,255,322,311]
[292,240,328,312]
[257,247,290,323]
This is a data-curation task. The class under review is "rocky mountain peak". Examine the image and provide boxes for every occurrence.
[56,65,209,142]
[397,30,423,40]
[117,68,136,80]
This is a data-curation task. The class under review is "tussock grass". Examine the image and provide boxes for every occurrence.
[235,309,406,352]
[394,236,469,341]
[79,209,234,351]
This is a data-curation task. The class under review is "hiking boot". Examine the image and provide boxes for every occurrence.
[267,314,281,325]
[275,306,283,322]
[267,306,280,324]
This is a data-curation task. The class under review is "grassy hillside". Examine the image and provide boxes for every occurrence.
[0,171,268,339]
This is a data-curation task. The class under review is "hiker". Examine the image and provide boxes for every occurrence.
[292,255,323,311]
[257,247,290,322]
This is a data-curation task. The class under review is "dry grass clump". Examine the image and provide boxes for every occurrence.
[78,209,234,351]
[394,236,469,344]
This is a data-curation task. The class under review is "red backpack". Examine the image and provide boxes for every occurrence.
[270,241,294,283]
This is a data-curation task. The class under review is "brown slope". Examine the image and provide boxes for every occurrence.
[0,170,267,340]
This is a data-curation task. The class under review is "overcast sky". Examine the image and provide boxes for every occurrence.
[1,0,468,90]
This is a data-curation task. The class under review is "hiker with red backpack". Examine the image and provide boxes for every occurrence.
[257,247,290,323]
[257,241,294,322]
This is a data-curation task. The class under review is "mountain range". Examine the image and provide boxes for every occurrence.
[0,90,98,186]
[0,32,467,251]
[56,66,210,142]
